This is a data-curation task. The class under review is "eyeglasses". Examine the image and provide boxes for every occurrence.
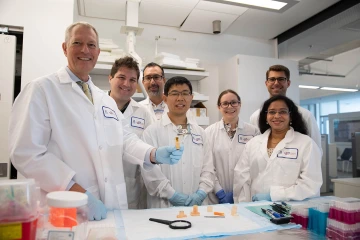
[267,77,287,83]
[143,75,163,82]
[219,101,241,108]
[266,110,290,116]
[167,91,192,97]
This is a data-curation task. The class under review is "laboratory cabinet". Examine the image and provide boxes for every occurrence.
[91,64,210,125]
[218,54,300,122]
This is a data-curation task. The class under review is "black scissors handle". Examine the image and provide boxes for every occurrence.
[149,218,172,225]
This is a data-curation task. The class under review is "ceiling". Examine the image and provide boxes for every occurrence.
[78,0,360,100]
[78,0,341,38]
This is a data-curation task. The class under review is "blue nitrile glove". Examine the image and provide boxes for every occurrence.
[185,190,207,206]
[85,191,107,221]
[155,145,184,165]
[216,189,234,204]
[169,192,189,206]
[252,192,271,202]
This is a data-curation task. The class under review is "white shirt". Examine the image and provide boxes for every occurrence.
[141,113,215,208]
[9,67,153,209]
[205,119,259,204]
[139,97,168,121]
[122,98,154,209]
[249,106,322,150]
[233,127,322,202]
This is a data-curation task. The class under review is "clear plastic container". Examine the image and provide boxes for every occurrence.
[329,198,360,225]
[326,218,360,239]
[308,198,334,236]
[0,179,39,240]
[291,205,310,229]
[38,191,88,240]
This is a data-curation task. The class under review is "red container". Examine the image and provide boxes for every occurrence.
[0,217,37,240]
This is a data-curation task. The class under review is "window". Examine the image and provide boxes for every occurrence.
[320,101,338,116]
[339,96,360,113]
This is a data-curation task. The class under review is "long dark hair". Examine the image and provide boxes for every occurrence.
[258,95,308,135]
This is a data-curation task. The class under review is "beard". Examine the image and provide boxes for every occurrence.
[147,85,162,97]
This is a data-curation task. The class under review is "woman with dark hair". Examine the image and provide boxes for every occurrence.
[206,89,259,204]
[233,95,322,202]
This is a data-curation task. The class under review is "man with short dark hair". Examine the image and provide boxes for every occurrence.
[141,76,215,208]
[249,64,321,149]
[108,56,154,209]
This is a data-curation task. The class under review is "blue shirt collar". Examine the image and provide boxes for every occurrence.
[65,66,93,84]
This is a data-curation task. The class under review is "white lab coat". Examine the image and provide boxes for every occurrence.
[141,113,215,208]
[139,97,168,122]
[249,106,322,150]
[139,97,196,122]
[205,119,259,204]
[122,98,154,209]
[9,67,153,210]
[233,127,322,202]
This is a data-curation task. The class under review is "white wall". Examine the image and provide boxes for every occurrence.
[219,54,299,122]
[0,0,24,27]
[75,10,275,124]
[21,0,74,87]
[0,0,74,88]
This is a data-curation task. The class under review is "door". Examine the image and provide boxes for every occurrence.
[0,34,16,179]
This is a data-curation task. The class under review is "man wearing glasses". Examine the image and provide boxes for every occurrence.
[141,76,215,208]
[139,62,168,121]
[249,64,321,149]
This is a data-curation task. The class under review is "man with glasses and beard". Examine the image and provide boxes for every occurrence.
[139,62,168,121]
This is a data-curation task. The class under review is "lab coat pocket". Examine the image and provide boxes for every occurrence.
[192,145,204,168]
[86,185,100,199]
[273,160,301,186]
[116,182,128,209]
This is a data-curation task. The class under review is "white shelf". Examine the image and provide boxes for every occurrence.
[91,64,112,75]
[164,69,209,81]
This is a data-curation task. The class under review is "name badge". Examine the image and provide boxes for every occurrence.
[131,116,145,129]
[238,134,254,144]
[191,133,203,145]
[102,106,118,121]
[277,148,298,159]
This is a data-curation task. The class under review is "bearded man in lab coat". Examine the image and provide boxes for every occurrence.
[108,56,154,209]
[9,22,184,221]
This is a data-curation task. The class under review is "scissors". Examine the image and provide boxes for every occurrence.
[149,218,191,229]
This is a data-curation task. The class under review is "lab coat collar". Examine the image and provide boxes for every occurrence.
[219,118,244,130]
[259,127,295,160]
[161,111,197,128]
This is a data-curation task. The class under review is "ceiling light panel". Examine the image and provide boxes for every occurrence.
[202,0,299,13]
[320,87,358,92]
[196,1,248,15]
[299,85,320,89]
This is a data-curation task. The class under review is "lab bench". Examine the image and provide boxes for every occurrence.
[87,199,335,240]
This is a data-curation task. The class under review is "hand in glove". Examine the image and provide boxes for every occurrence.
[169,192,189,206]
[216,189,234,204]
[185,190,207,206]
[252,192,271,202]
[85,191,107,221]
[155,145,184,165]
